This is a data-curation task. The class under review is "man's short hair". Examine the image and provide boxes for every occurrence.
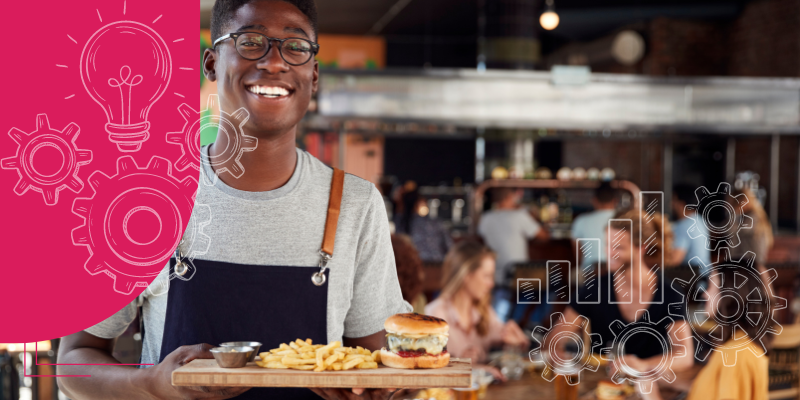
[673,184,696,205]
[492,187,515,204]
[594,182,615,204]
[211,0,319,43]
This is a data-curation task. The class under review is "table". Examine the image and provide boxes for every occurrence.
[482,366,702,400]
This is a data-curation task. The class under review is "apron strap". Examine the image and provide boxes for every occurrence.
[321,168,344,257]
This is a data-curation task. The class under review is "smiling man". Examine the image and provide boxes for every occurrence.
[56,1,411,399]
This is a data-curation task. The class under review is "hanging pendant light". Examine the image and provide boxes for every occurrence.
[540,0,560,31]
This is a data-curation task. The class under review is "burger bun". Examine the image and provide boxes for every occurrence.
[380,348,450,369]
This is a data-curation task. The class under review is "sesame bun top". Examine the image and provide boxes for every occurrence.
[384,313,449,335]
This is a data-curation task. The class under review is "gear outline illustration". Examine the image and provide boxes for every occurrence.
[685,182,753,250]
[1,114,93,205]
[72,156,197,295]
[166,94,257,183]
[145,202,212,297]
[600,310,686,394]
[670,249,787,367]
[529,312,603,385]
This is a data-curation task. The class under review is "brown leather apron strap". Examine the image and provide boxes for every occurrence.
[321,168,344,257]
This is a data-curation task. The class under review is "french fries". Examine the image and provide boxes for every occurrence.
[255,338,380,372]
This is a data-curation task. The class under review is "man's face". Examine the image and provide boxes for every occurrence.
[204,1,318,138]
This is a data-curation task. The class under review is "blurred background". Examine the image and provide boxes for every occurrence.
[3,0,800,399]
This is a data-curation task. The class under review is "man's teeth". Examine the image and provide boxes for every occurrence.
[247,85,290,97]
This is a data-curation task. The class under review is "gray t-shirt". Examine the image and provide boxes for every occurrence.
[478,208,541,285]
[85,146,411,365]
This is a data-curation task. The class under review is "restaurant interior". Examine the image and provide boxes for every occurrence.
[2,0,800,399]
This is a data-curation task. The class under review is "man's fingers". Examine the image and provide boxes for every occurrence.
[194,343,216,358]
[352,388,365,395]
[209,386,250,399]
[185,386,250,399]
[310,388,353,400]
[179,343,216,366]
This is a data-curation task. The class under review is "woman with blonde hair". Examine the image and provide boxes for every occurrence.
[549,209,694,397]
[426,240,529,379]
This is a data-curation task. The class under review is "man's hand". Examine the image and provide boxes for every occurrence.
[309,388,398,400]
[474,364,506,382]
[501,320,530,349]
[145,344,250,400]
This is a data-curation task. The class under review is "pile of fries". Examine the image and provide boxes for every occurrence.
[255,339,380,372]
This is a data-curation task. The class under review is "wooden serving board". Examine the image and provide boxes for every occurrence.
[172,358,471,389]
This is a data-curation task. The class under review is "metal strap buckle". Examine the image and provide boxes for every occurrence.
[312,250,332,286]
[173,240,189,276]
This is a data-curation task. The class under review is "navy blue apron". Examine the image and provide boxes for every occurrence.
[158,168,346,400]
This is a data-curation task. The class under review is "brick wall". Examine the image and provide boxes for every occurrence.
[644,18,730,76]
[728,0,800,77]
[619,0,800,78]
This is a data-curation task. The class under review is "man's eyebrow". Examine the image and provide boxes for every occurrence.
[284,27,309,39]
[236,24,268,32]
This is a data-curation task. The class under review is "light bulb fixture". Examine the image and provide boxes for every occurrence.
[80,21,172,152]
[540,0,560,31]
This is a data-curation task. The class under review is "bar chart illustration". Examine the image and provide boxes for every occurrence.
[547,260,571,304]
[517,278,541,304]
[640,191,665,304]
[609,218,633,304]
[576,238,601,304]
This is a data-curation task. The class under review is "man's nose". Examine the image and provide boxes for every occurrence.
[256,42,289,73]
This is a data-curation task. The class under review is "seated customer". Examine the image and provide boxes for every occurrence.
[551,209,694,379]
[479,187,548,320]
[426,241,530,380]
[670,184,711,268]
[571,182,617,269]
[391,234,427,314]
[687,259,772,400]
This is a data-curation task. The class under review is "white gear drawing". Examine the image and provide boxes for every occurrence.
[685,182,753,250]
[670,249,787,366]
[144,202,212,297]
[72,156,197,295]
[1,114,93,205]
[166,94,257,184]
[530,312,603,385]
[600,310,686,394]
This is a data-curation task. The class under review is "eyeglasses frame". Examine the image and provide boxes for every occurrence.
[212,32,320,66]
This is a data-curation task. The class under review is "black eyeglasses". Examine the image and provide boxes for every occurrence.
[213,32,320,66]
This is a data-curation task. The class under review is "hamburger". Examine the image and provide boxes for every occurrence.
[380,313,450,369]
[596,380,628,400]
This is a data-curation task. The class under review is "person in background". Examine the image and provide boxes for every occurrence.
[552,209,694,395]
[426,241,530,381]
[571,182,617,270]
[478,187,548,319]
[731,187,773,268]
[670,184,712,268]
[686,264,773,400]
[394,181,453,262]
[391,234,427,314]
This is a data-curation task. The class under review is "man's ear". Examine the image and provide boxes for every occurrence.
[203,48,217,82]
[311,59,319,94]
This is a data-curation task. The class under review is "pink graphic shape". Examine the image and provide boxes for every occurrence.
[1,114,93,205]
[2,0,198,345]
[22,343,153,377]
[80,21,172,152]
[72,156,197,295]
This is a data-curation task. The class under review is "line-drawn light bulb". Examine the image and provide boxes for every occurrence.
[80,21,172,152]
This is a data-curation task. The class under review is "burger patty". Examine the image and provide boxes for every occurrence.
[386,332,448,355]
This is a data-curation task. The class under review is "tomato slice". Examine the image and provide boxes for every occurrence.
[395,349,448,358]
